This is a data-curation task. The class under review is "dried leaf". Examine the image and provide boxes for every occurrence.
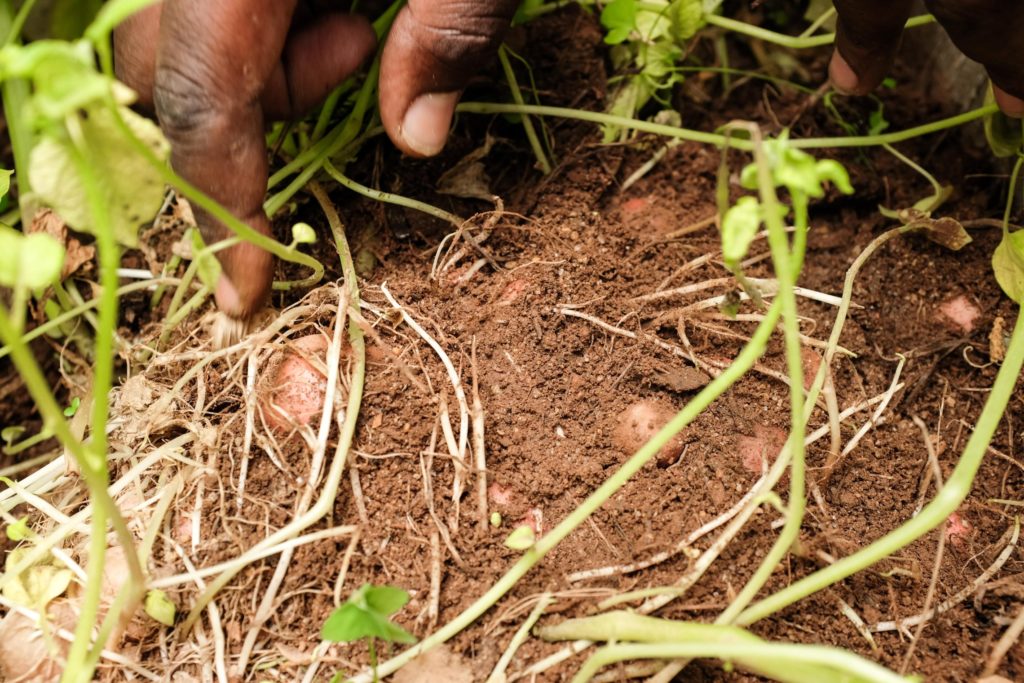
[437,135,497,201]
[27,208,95,279]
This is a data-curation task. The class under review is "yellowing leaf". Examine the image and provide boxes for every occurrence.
[993,230,1024,304]
[144,589,176,626]
[0,225,65,289]
[30,103,169,249]
[2,549,72,609]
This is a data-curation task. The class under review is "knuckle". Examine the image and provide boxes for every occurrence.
[407,0,516,66]
[925,0,998,24]
[153,63,225,137]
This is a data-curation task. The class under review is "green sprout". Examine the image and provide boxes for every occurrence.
[322,584,416,682]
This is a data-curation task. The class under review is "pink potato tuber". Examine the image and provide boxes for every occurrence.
[612,400,687,467]
[259,333,332,431]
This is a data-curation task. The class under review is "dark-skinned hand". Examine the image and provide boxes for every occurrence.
[830,0,1024,115]
[114,0,518,318]
[116,1,1024,319]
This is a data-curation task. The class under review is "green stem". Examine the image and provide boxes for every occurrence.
[703,13,934,50]
[61,503,107,683]
[102,100,324,292]
[358,298,783,681]
[0,278,183,361]
[571,642,910,683]
[0,1,33,202]
[455,102,998,150]
[717,132,807,623]
[498,45,551,174]
[1002,156,1024,238]
[323,161,463,227]
[737,313,1024,625]
[2,0,38,45]
[263,56,381,218]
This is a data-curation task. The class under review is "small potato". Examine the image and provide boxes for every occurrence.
[259,334,331,431]
[0,598,77,682]
[612,400,686,467]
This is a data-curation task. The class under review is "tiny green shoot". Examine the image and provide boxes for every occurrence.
[323,584,416,681]
[504,524,537,550]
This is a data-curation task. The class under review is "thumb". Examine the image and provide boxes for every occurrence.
[379,0,518,157]
[830,0,915,94]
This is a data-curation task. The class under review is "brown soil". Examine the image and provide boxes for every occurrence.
[4,6,1024,683]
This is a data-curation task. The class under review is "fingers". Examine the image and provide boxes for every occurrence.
[925,0,1024,116]
[830,0,916,95]
[379,0,519,157]
[260,12,376,120]
[155,0,298,317]
[113,3,161,110]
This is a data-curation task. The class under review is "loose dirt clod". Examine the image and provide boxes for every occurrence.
[612,400,686,467]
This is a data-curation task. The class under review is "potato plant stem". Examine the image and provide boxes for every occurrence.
[703,13,934,50]
[498,45,552,174]
[0,278,183,360]
[717,127,806,623]
[357,298,783,681]
[738,313,1024,625]
[323,161,463,227]
[456,102,998,150]
[572,642,910,683]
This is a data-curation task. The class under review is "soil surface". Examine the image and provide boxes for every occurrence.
[3,6,1024,683]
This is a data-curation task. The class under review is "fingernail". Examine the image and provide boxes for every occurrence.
[400,92,459,157]
[215,275,243,317]
[828,51,860,95]
[994,85,1024,118]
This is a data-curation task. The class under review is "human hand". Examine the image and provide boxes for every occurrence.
[114,0,518,318]
[830,0,1024,117]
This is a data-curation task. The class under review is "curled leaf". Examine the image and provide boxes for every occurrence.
[291,222,317,245]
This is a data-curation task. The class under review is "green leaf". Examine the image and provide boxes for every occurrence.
[993,229,1024,304]
[85,0,160,43]
[362,585,411,617]
[0,40,113,122]
[600,0,637,44]
[189,229,222,289]
[322,584,417,645]
[6,517,30,542]
[63,396,80,417]
[668,0,704,41]
[721,197,762,269]
[291,222,317,245]
[504,524,536,550]
[985,103,1024,158]
[30,103,169,249]
[144,589,177,626]
[322,603,374,643]
[0,225,65,289]
[0,169,12,199]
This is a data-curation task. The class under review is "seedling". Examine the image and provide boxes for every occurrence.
[322,583,416,682]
